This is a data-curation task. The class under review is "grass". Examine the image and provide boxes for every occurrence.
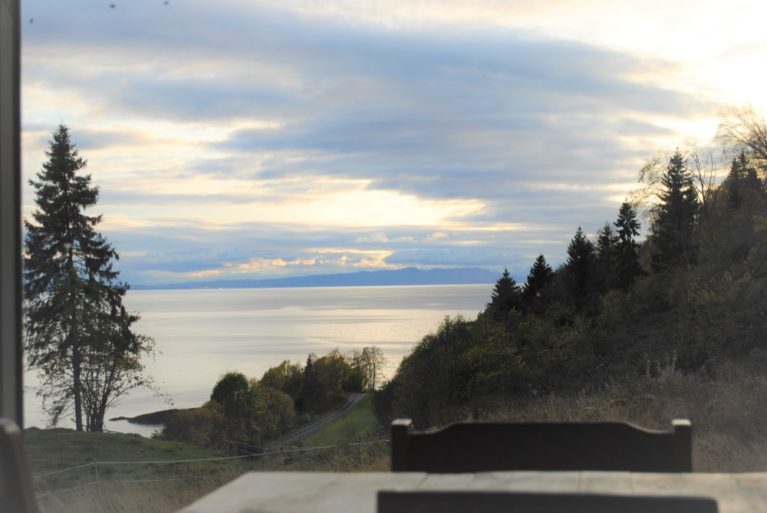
[29,356,767,513]
[26,395,389,513]
[477,353,767,472]
[26,428,252,513]
[260,393,390,472]
[299,394,384,446]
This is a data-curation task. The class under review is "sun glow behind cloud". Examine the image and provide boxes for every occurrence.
[98,177,486,231]
[20,0,767,283]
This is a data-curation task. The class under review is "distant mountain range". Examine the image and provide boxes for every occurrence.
[132,267,499,290]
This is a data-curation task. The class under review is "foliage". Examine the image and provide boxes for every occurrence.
[614,202,642,289]
[564,227,596,311]
[352,346,387,391]
[260,360,304,400]
[24,125,153,432]
[486,268,522,319]
[595,222,619,292]
[650,151,699,271]
[165,347,384,450]
[377,112,767,431]
[300,350,362,413]
[522,255,553,314]
[204,372,296,450]
[210,372,249,417]
[161,407,219,447]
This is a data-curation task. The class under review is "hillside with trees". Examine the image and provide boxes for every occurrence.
[375,111,767,432]
[160,347,385,450]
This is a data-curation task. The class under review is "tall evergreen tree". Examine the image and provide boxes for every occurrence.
[614,202,642,289]
[726,152,748,209]
[487,268,522,319]
[522,255,553,309]
[724,151,761,209]
[299,354,321,412]
[24,125,153,431]
[651,151,698,271]
[595,222,619,292]
[564,227,595,311]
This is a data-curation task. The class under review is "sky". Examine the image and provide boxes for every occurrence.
[20,0,767,285]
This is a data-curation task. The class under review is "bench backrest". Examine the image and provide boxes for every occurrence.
[391,418,692,473]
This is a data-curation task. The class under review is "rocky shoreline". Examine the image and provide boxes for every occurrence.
[110,407,204,425]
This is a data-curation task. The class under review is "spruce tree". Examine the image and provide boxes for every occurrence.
[522,255,553,308]
[24,125,152,431]
[724,151,761,209]
[564,227,595,311]
[614,202,642,289]
[595,222,618,291]
[651,151,698,271]
[487,268,522,319]
[299,354,321,413]
[726,152,747,209]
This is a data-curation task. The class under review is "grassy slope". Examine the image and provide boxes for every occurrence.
[25,397,389,513]
[28,356,767,513]
[26,427,224,474]
[263,393,389,472]
[479,355,767,472]
[299,394,384,446]
[26,428,250,513]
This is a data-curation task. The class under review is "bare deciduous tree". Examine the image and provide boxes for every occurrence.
[718,106,767,171]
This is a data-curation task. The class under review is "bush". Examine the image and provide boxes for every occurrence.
[159,405,219,447]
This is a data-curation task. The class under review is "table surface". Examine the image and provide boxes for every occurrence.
[179,471,767,513]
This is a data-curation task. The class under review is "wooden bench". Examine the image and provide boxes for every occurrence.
[0,419,39,513]
[391,418,692,473]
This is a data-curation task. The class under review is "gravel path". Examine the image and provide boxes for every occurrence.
[265,393,367,449]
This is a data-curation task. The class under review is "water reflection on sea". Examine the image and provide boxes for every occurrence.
[24,284,490,434]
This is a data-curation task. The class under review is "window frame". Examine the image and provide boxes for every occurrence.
[0,0,23,427]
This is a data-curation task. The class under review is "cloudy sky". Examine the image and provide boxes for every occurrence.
[20,0,767,285]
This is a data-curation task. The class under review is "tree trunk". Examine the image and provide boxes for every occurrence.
[68,248,83,431]
[72,340,83,431]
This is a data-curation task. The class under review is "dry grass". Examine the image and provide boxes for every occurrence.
[36,476,243,513]
[258,441,389,472]
[479,353,767,471]
[30,400,389,513]
[34,445,390,513]
[33,354,767,512]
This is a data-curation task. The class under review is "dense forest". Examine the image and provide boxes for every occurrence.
[375,111,767,430]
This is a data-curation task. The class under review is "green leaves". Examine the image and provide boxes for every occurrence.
[24,125,153,432]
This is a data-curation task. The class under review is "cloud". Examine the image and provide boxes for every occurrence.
[20,0,731,282]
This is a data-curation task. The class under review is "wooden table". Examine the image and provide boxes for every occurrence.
[179,471,767,513]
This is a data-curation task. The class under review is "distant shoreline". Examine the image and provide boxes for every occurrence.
[131,267,500,291]
[131,282,494,292]
[110,407,203,426]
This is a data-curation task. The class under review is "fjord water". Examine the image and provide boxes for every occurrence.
[24,284,491,434]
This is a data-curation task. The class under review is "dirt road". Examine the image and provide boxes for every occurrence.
[266,393,367,449]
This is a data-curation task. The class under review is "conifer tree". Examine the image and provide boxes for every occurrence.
[522,255,553,308]
[564,227,595,311]
[614,202,642,289]
[24,125,153,431]
[726,152,747,209]
[299,354,321,412]
[595,222,619,292]
[487,268,522,318]
[651,151,698,271]
[724,151,761,209]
